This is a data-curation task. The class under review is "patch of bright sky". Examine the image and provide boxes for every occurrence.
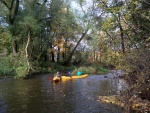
[71,0,93,13]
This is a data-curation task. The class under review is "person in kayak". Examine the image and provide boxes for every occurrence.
[67,71,72,78]
[77,71,82,76]
[54,71,61,79]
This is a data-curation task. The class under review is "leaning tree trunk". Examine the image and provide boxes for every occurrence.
[118,14,125,54]
[65,29,89,66]
[119,24,125,54]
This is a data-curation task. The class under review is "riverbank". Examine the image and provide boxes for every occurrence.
[0,64,110,79]
[98,95,150,112]
[98,71,150,112]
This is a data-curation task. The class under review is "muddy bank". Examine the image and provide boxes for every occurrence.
[99,95,150,112]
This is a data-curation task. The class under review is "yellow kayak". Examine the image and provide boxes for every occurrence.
[53,76,61,82]
[61,74,88,80]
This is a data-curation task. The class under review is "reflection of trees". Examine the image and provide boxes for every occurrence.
[51,80,75,112]
[110,78,128,94]
[0,79,43,113]
[82,77,127,96]
[82,78,113,96]
[100,80,113,96]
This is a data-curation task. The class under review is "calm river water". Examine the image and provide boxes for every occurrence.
[0,72,126,113]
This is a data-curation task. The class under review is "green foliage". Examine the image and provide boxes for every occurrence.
[11,54,30,78]
[48,63,75,73]
[15,65,28,78]
[99,67,109,73]
[0,56,15,76]
[0,54,30,78]
[94,66,109,74]
[0,26,12,52]
[20,16,41,35]
[71,66,96,75]
[34,67,50,74]
[71,66,109,75]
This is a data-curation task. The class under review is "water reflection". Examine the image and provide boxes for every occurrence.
[0,73,125,113]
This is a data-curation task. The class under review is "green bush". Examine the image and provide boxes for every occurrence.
[99,67,109,73]
[15,65,28,78]
[0,57,15,76]
[0,54,31,78]
[71,66,109,75]
[95,66,109,74]
[47,63,75,73]
[71,66,96,75]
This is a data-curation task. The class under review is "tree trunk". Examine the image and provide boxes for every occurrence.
[50,46,55,62]
[8,0,19,25]
[64,37,68,62]
[12,40,17,56]
[120,24,125,54]
[65,29,89,66]
[57,47,60,62]
[50,32,56,62]
[93,50,95,61]
[118,15,125,54]
[1,0,20,55]
[25,31,31,68]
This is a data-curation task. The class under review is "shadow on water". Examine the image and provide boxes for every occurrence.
[0,73,126,113]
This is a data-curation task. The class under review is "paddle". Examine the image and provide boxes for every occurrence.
[48,76,53,80]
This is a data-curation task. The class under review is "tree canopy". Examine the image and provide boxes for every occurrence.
[0,1,149,111]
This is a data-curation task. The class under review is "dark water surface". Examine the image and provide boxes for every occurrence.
[0,72,126,113]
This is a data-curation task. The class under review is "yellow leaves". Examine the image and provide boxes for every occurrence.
[99,31,106,37]
[48,36,71,54]
[0,30,11,46]
[146,37,150,42]
[54,37,65,48]
[133,1,138,5]
[99,95,150,112]
[57,43,63,48]
[102,22,111,29]
[131,103,141,110]
[99,95,124,107]
[98,3,104,7]
[58,47,68,53]
[59,8,67,14]
[101,0,106,2]
[48,48,55,53]
[102,17,115,30]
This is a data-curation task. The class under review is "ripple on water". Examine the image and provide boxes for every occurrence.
[0,73,125,113]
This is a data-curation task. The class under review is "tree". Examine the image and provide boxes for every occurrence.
[0,0,20,55]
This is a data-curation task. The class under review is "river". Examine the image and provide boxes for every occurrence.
[0,71,126,113]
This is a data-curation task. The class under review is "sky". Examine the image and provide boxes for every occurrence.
[71,0,93,12]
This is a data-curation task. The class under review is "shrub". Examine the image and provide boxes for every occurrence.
[99,67,109,73]
[71,66,96,75]
[15,65,28,78]
[0,57,15,76]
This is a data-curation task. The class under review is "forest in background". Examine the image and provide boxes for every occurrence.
[0,0,149,112]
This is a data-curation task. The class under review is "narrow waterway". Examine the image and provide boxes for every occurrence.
[0,72,126,113]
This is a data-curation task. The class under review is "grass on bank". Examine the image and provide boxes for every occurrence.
[71,66,110,75]
[0,55,109,78]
